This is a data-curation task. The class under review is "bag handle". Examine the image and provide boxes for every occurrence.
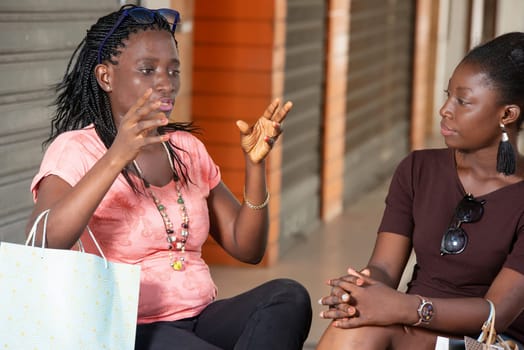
[25,209,108,268]
[476,299,517,350]
[477,299,495,344]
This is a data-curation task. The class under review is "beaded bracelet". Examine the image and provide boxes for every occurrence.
[243,187,270,210]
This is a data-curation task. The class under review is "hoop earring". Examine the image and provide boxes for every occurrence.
[496,123,516,175]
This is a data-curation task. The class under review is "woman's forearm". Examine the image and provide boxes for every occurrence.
[232,158,270,263]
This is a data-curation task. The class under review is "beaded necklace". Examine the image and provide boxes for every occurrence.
[132,142,189,271]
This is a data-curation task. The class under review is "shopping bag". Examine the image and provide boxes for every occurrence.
[464,336,505,350]
[0,209,141,350]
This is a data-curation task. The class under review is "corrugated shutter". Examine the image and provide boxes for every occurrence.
[281,0,326,249]
[343,0,415,203]
[0,1,120,243]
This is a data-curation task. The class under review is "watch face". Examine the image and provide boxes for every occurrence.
[420,302,434,321]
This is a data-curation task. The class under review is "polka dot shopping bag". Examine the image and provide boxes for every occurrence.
[0,209,140,349]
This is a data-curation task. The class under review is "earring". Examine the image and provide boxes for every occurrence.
[496,123,516,175]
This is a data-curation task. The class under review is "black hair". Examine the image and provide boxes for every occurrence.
[462,32,524,130]
[47,4,197,191]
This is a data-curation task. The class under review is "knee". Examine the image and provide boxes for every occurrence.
[256,279,312,339]
[265,278,312,314]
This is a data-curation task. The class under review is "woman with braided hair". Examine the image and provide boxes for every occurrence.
[26,5,312,349]
[316,32,524,349]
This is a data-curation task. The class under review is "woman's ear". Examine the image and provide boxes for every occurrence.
[501,105,520,126]
[94,64,112,92]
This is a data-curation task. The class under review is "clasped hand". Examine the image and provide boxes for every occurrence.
[318,267,402,328]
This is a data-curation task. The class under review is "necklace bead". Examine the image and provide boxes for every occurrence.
[132,142,189,271]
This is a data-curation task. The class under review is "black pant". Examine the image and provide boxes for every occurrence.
[135,278,312,350]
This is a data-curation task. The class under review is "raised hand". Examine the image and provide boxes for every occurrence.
[109,88,169,166]
[236,99,292,164]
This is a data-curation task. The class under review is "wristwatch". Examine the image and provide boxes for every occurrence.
[412,295,434,326]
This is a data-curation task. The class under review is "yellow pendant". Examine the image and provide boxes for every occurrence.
[172,260,183,271]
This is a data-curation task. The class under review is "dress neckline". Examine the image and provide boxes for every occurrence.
[449,148,524,198]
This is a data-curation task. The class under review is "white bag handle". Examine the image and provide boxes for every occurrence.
[25,209,108,268]
[476,299,517,350]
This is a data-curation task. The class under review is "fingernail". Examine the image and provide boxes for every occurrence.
[341,294,349,302]
[319,311,324,318]
[318,298,323,305]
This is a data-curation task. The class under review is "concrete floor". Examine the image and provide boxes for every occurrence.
[210,178,392,349]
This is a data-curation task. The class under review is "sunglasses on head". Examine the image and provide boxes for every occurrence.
[97,6,181,64]
[440,193,485,255]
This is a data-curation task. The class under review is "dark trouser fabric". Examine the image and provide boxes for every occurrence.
[135,278,312,350]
